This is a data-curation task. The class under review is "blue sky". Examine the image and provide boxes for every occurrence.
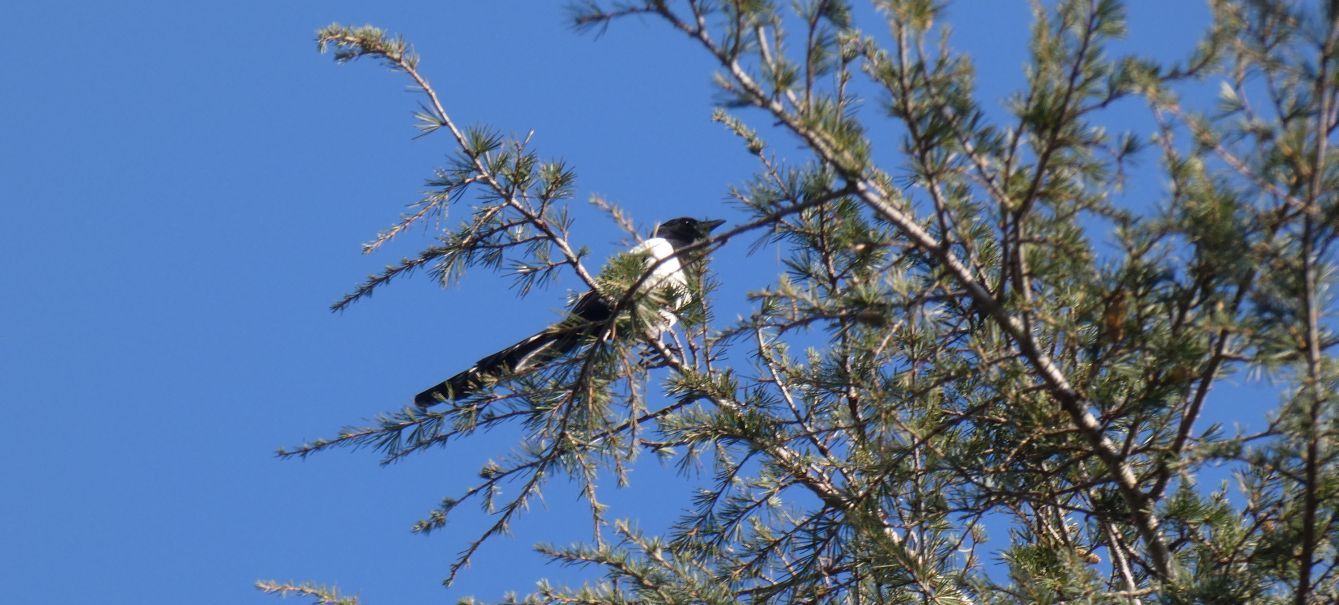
[2,1,1277,603]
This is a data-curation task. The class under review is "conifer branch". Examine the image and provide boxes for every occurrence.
[256,580,360,605]
[317,24,599,313]
[284,4,1339,602]
[1293,10,1337,603]
[628,0,1177,581]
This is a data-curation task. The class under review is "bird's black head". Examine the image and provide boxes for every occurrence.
[654,217,726,250]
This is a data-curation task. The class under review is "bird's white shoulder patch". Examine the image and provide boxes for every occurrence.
[631,238,686,292]
[630,237,689,332]
[629,237,677,261]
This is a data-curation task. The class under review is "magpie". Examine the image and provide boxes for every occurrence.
[414,217,725,408]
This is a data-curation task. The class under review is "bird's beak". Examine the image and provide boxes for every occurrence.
[701,219,726,232]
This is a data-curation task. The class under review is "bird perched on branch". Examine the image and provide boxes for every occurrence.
[414,217,725,408]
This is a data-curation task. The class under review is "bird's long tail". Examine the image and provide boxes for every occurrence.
[413,326,584,408]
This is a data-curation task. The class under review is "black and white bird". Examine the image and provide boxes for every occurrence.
[414,217,725,408]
